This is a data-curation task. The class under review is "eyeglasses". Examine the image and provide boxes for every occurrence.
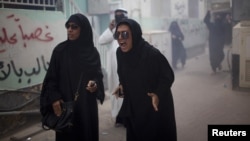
[113,31,129,40]
[65,24,79,30]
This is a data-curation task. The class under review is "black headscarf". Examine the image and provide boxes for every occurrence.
[115,18,159,89]
[169,21,184,40]
[65,13,99,72]
[115,18,149,69]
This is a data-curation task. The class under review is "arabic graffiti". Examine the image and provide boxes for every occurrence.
[0,12,59,88]
[0,55,49,84]
[179,20,205,35]
[0,10,68,89]
[0,13,54,50]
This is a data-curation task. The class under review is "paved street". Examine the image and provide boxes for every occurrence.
[171,47,250,141]
[1,47,250,141]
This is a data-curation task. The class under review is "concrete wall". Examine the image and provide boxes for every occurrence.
[120,0,208,59]
[136,17,208,49]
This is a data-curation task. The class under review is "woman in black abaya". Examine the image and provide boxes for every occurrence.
[40,13,105,141]
[114,18,177,141]
[169,21,186,69]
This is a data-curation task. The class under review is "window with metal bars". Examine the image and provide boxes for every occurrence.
[0,0,59,11]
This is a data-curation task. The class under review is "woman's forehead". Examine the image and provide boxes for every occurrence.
[117,24,130,31]
[67,22,78,25]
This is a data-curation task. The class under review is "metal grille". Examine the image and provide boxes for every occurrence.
[0,0,58,11]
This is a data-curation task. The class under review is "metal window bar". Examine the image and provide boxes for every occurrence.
[0,0,56,6]
[0,0,57,10]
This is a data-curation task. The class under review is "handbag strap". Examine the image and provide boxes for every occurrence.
[66,50,83,101]
[74,72,83,101]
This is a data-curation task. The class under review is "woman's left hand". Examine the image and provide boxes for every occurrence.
[148,93,159,111]
[86,80,97,93]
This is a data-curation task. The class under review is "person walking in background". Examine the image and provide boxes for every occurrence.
[114,18,177,141]
[204,10,225,74]
[98,8,128,127]
[168,21,186,70]
[40,13,105,141]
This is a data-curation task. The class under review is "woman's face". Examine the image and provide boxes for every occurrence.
[66,22,81,41]
[116,24,132,52]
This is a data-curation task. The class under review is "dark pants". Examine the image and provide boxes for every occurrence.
[172,45,186,68]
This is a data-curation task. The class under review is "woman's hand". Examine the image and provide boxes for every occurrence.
[109,19,115,30]
[113,85,124,98]
[148,93,159,111]
[86,80,97,93]
[52,99,63,117]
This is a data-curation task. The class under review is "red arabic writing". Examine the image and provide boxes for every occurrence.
[0,14,54,51]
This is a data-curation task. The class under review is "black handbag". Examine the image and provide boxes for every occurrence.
[41,101,75,132]
[41,74,82,132]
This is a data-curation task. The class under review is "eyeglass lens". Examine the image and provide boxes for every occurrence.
[66,24,79,30]
[114,31,129,40]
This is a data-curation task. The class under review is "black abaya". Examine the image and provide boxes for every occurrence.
[169,21,186,69]
[116,19,177,141]
[40,13,105,141]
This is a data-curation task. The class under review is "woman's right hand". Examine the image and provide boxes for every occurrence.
[113,85,124,98]
[52,100,63,117]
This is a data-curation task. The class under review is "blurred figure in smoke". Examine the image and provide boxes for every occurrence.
[98,8,128,127]
[168,21,186,70]
[204,10,225,74]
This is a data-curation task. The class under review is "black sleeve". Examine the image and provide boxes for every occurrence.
[93,52,105,104]
[154,52,175,95]
[146,47,174,96]
[40,48,62,115]
[116,48,123,85]
[204,11,212,30]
